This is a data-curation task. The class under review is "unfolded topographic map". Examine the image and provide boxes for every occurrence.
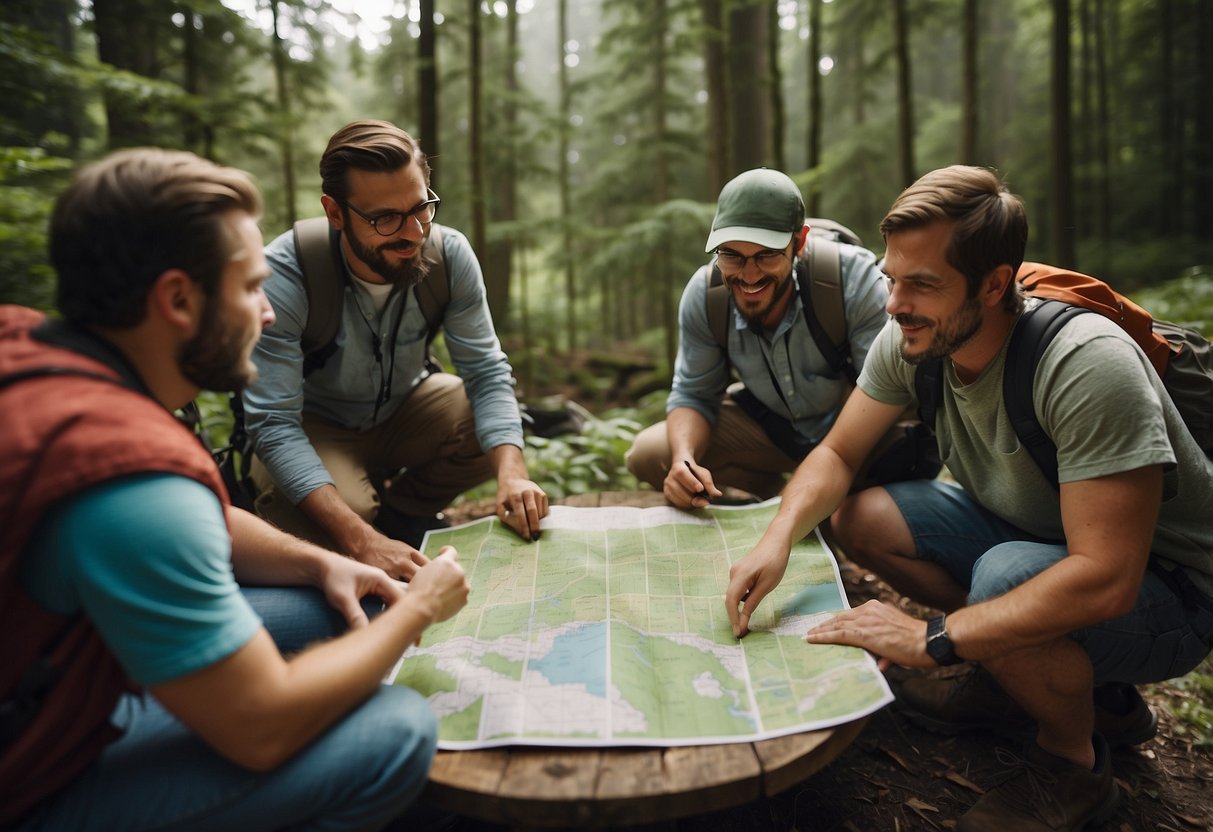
[392,499,892,749]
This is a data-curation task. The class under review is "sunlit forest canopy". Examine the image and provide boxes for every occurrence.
[3,0,1211,389]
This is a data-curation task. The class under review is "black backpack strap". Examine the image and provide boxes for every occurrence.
[914,359,945,428]
[30,319,151,396]
[797,236,855,382]
[1003,299,1089,489]
[292,217,347,377]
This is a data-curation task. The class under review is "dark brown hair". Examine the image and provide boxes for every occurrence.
[319,120,430,203]
[51,148,261,328]
[880,165,1027,311]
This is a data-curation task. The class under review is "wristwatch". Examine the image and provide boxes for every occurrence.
[925,614,962,666]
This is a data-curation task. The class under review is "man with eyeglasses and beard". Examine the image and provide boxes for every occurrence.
[626,168,891,509]
[245,120,548,579]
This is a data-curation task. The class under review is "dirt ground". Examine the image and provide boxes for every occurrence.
[439,500,1213,832]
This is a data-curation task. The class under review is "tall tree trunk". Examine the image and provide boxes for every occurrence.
[485,1,518,329]
[1159,0,1179,236]
[41,0,84,153]
[727,0,771,173]
[768,0,784,171]
[960,0,978,164]
[891,0,915,186]
[1077,0,1093,236]
[418,0,440,188]
[1050,0,1076,267]
[1194,0,1213,239]
[1095,0,1112,248]
[180,5,205,154]
[806,0,822,215]
[848,1,872,220]
[467,0,487,269]
[518,243,532,385]
[93,0,158,148]
[269,0,297,225]
[653,0,675,368]
[699,0,729,193]
[558,0,577,352]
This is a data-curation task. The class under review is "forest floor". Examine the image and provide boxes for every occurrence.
[438,497,1213,832]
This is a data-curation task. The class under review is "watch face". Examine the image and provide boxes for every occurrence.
[926,616,959,665]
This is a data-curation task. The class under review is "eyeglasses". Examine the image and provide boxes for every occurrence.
[714,247,789,275]
[341,189,441,236]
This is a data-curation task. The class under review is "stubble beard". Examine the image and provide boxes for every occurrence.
[179,296,260,392]
[896,295,983,365]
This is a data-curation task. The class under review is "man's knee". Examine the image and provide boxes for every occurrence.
[344,686,439,798]
[830,487,908,566]
[969,542,1065,603]
[625,422,670,489]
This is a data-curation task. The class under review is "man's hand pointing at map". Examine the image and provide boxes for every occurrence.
[725,537,792,638]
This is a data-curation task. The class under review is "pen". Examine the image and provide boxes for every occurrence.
[684,460,709,501]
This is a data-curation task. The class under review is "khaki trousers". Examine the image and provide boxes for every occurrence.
[252,373,495,546]
[625,397,799,500]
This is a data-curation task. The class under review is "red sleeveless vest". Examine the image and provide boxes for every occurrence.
[0,306,231,824]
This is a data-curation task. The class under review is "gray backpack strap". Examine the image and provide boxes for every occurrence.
[292,216,345,361]
[797,235,856,382]
[805,236,847,349]
[413,225,448,342]
[705,261,731,353]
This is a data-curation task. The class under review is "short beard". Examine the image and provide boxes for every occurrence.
[896,295,982,365]
[179,296,258,392]
[344,216,433,287]
[728,269,794,328]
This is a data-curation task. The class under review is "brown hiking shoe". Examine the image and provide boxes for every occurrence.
[894,663,1157,748]
[956,735,1120,831]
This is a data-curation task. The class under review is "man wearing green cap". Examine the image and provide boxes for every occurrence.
[626,168,893,507]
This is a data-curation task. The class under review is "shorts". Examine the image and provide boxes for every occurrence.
[883,479,1213,684]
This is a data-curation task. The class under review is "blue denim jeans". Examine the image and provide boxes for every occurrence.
[885,479,1213,685]
[16,587,437,832]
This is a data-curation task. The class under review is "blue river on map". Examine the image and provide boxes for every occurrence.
[529,622,607,698]
[780,582,842,616]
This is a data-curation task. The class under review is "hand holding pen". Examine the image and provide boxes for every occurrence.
[677,459,722,509]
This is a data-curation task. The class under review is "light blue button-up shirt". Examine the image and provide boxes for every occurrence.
[668,243,889,444]
[244,223,522,505]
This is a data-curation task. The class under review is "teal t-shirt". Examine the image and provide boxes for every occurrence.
[20,473,262,686]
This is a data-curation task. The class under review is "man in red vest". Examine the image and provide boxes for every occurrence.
[0,148,468,830]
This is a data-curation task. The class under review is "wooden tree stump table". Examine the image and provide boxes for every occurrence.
[420,491,870,828]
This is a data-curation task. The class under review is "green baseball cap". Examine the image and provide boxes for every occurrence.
[704,168,805,252]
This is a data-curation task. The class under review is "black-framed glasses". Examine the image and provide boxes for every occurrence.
[341,189,441,236]
[714,247,789,275]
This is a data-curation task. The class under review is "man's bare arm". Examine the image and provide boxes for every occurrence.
[726,390,904,636]
[806,466,1162,667]
[150,548,467,771]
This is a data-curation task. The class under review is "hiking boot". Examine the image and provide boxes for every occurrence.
[1092,680,1159,747]
[375,505,449,548]
[895,663,1157,748]
[956,734,1120,831]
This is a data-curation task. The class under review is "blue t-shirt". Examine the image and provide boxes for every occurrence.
[20,473,262,686]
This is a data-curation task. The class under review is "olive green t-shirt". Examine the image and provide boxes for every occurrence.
[858,302,1213,595]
